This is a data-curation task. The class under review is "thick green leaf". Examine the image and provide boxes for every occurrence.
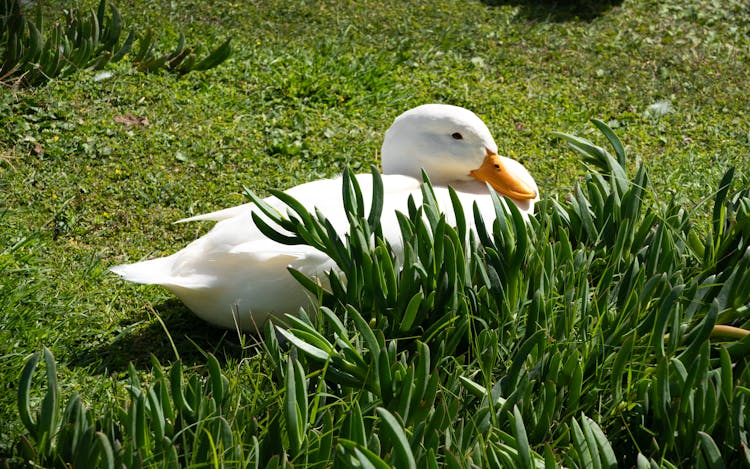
[375,407,416,469]
[277,327,331,361]
[697,431,726,469]
[284,356,307,455]
[191,38,232,71]
[591,118,626,168]
[399,291,423,333]
[512,405,533,469]
[18,350,41,434]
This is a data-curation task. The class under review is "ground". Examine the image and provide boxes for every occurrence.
[1,0,749,462]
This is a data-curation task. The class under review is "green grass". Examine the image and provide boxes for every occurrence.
[2,0,750,465]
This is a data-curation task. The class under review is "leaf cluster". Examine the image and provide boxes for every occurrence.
[130,30,231,76]
[0,0,230,87]
[10,123,750,466]
[16,348,246,467]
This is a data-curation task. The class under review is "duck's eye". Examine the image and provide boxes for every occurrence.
[451,132,463,140]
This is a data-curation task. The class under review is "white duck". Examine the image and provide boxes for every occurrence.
[111,104,538,331]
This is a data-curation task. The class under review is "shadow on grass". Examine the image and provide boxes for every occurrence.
[70,300,262,373]
[482,0,623,22]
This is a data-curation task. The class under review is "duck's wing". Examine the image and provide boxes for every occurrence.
[112,174,426,288]
[175,174,424,223]
[175,176,350,224]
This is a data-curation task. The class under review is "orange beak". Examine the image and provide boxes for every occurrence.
[469,149,537,200]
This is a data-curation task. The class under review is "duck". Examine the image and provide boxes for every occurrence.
[111,104,539,331]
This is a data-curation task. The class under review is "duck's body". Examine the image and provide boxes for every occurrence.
[111,105,539,331]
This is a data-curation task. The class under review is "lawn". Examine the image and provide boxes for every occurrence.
[2,0,750,466]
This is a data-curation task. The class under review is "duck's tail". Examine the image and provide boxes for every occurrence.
[110,256,177,285]
[110,255,215,289]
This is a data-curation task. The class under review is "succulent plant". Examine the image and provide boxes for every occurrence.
[0,0,231,87]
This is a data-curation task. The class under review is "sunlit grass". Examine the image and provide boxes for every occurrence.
[2,0,750,465]
[9,124,750,466]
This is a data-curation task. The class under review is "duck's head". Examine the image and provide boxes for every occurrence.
[381,104,537,201]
